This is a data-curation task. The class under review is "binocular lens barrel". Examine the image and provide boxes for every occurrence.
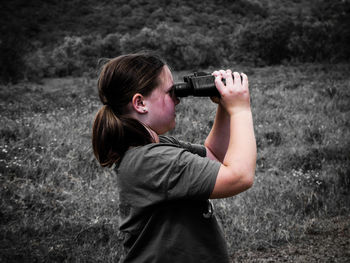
[172,83,192,97]
[173,74,220,97]
[173,72,242,97]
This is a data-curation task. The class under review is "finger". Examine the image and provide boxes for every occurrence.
[212,70,225,80]
[212,70,220,77]
[241,72,248,88]
[219,69,226,77]
[225,69,233,87]
[214,75,225,94]
[233,72,241,85]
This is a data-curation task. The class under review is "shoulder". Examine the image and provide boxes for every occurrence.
[116,140,213,181]
[159,135,207,157]
[159,135,181,145]
[116,142,183,175]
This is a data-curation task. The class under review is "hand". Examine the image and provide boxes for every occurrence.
[212,69,250,115]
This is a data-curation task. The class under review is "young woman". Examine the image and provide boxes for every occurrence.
[92,52,256,262]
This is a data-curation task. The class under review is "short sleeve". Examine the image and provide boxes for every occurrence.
[117,143,220,208]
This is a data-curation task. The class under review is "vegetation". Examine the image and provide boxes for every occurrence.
[1,0,349,82]
[1,64,349,261]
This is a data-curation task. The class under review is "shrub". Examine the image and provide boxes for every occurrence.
[50,36,85,76]
[234,16,294,65]
[310,0,350,61]
[120,27,161,54]
[288,20,333,62]
[99,33,123,58]
[23,48,51,80]
[0,29,27,83]
[24,33,124,79]
[120,23,220,70]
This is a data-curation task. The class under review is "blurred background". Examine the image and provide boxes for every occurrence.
[1,0,349,83]
[0,0,349,262]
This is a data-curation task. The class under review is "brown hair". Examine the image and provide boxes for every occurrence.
[92,53,165,167]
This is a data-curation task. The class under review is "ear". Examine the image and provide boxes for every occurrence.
[131,93,148,114]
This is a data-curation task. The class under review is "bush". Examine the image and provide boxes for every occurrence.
[21,0,350,80]
[310,0,350,61]
[233,2,350,65]
[0,28,27,83]
[3,0,350,82]
[120,23,220,70]
[288,20,333,62]
[23,48,51,80]
[24,25,221,78]
[234,16,294,65]
[99,33,123,58]
[24,33,123,79]
[50,36,85,76]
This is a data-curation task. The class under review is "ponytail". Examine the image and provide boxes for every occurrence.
[92,52,165,167]
[92,105,154,167]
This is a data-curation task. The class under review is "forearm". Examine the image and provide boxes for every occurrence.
[209,70,256,198]
[224,110,256,180]
[205,104,230,162]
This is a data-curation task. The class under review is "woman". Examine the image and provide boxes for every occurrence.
[92,52,256,262]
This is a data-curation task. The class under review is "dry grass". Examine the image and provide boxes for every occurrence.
[1,64,349,261]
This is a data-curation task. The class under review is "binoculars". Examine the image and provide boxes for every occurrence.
[173,72,220,97]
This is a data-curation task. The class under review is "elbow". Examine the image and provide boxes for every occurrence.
[236,167,255,191]
[242,161,256,189]
[204,139,212,153]
[223,170,254,198]
[212,163,256,199]
[243,172,254,190]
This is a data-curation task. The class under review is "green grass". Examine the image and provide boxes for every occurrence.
[1,64,349,261]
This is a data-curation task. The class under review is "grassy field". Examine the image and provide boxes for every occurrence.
[0,63,349,262]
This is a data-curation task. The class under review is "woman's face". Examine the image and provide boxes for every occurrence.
[145,65,180,134]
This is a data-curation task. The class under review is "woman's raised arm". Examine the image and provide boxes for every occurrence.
[207,70,257,199]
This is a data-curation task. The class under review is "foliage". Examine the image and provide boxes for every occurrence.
[310,0,350,61]
[288,20,333,62]
[6,0,350,82]
[120,23,220,69]
[234,16,294,65]
[234,0,350,65]
[51,36,85,76]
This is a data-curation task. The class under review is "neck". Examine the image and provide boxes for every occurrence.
[137,118,159,143]
[146,126,159,143]
[124,110,159,143]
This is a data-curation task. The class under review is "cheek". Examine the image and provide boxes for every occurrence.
[158,97,172,114]
[166,96,175,109]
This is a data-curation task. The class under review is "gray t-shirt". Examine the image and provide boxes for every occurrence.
[116,136,230,262]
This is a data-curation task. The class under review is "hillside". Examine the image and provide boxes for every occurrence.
[2,0,268,43]
[1,0,349,82]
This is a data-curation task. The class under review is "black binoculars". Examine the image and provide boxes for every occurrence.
[173,72,220,97]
